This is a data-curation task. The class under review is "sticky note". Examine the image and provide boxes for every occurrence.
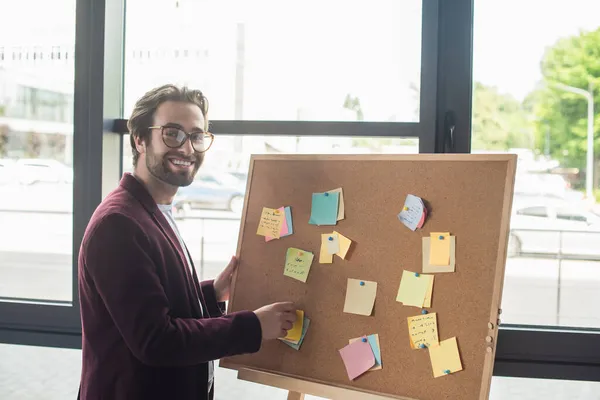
[281,317,310,350]
[284,248,314,283]
[309,192,339,226]
[430,232,451,266]
[326,233,340,255]
[423,274,434,308]
[407,313,439,349]
[343,279,377,316]
[397,194,426,231]
[334,231,352,259]
[396,270,432,307]
[429,337,463,378]
[256,207,284,238]
[339,338,376,380]
[282,310,304,343]
[265,207,288,242]
[326,187,345,221]
[319,233,333,264]
[284,206,293,235]
[349,334,382,370]
[422,236,456,273]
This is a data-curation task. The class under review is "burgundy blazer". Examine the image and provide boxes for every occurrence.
[78,173,262,400]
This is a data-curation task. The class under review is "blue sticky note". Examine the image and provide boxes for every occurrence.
[309,192,339,225]
[367,334,382,367]
[281,317,310,350]
[283,206,293,236]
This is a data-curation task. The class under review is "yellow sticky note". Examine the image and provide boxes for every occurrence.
[343,278,377,316]
[283,310,304,343]
[407,313,439,349]
[396,270,431,307]
[429,337,463,378]
[256,207,284,238]
[334,231,352,259]
[319,234,333,264]
[326,188,345,221]
[430,232,451,266]
[423,275,434,308]
[284,248,314,283]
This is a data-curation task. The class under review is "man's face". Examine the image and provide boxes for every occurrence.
[142,101,206,187]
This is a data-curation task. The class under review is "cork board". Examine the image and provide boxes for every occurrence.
[221,154,517,400]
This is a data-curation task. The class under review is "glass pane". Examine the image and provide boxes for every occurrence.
[473,1,600,327]
[0,1,75,302]
[124,0,422,122]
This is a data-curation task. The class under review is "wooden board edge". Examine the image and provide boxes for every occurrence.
[247,153,516,162]
[226,155,257,316]
[478,154,518,400]
[235,368,418,400]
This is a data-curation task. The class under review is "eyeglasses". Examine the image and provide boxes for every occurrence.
[148,125,214,153]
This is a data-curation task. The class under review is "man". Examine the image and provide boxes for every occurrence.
[78,84,296,400]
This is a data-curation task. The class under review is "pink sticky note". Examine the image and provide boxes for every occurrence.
[265,207,288,242]
[338,337,376,380]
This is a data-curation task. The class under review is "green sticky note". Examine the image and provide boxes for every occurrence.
[309,192,339,225]
[281,317,311,350]
[284,248,314,283]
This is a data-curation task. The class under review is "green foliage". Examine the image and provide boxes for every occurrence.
[530,27,600,171]
[471,82,533,150]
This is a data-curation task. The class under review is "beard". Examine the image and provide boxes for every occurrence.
[145,144,203,187]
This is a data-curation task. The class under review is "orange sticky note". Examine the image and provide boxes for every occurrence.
[407,313,439,349]
[282,310,304,343]
[430,232,451,266]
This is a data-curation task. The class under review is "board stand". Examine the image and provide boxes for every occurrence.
[235,368,402,400]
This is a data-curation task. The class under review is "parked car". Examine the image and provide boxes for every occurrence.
[508,204,600,259]
[173,172,246,216]
[0,158,73,185]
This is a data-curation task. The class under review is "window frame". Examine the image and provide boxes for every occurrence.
[1,0,600,388]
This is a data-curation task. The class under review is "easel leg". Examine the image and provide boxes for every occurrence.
[287,391,305,400]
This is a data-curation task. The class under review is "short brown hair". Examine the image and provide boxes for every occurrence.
[127,84,209,166]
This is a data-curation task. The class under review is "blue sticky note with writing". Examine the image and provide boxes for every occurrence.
[284,206,293,236]
[281,317,310,350]
[367,334,382,367]
[309,192,339,225]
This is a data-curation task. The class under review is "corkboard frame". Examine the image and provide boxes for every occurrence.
[221,154,517,400]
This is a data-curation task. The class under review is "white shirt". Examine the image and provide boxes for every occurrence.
[158,203,214,393]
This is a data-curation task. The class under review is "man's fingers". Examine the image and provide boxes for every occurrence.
[282,321,293,331]
[224,256,238,274]
[283,312,297,323]
[274,301,295,312]
[279,329,288,338]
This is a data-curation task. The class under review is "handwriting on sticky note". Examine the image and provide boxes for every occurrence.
[343,278,377,316]
[334,231,352,259]
[265,207,288,242]
[429,337,463,378]
[396,270,431,307]
[284,248,314,283]
[349,334,382,370]
[430,232,451,266]
[398,194,425,231]
[309,192,339,226]
[407,313,439,349]
[257,207,284,238]
[339,338,376,380]
[283,310,304,343]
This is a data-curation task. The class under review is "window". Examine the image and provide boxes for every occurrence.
[473,0,600,335]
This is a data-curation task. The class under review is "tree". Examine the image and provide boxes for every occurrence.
[529,27,600,175]
[0,125,8,157]
[343,93,364,121]
[471,82,533,150]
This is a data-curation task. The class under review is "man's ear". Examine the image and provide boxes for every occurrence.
[134,134,146,155]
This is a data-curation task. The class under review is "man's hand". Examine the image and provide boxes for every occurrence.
[254,302,297,340]
[213,256,237,302]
